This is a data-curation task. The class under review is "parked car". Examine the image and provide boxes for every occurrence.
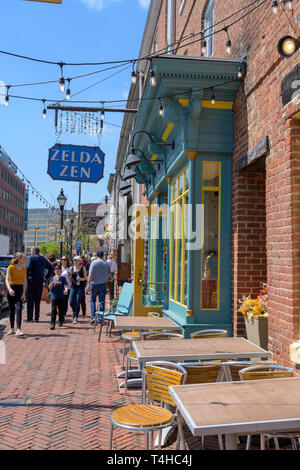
[0,267,8,314]
[0,255,13,272]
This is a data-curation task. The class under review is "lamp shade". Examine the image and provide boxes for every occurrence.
[125,152,142,168]
[57,188,67,208]
[123,167,137,181]
[69,208,76,222]
[120,179,131,191]
[278,35,299,58]
[120,188,131,197]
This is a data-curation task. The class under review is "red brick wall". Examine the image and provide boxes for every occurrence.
[147,0,300,364]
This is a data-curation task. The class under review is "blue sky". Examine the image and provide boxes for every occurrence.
[0,0,149,210]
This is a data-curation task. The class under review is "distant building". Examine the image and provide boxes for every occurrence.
[0,146,25,253]
[24,208,59,254]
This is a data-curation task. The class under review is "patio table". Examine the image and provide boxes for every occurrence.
[113,315,180,331]
[132,336,268,366]
[169,377,300,450]
[114,315,180,387]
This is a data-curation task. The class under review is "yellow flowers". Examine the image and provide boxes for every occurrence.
[238,284,268,319]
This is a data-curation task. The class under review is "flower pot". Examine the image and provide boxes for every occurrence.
[203,269,211,279]
[244,315,268,350]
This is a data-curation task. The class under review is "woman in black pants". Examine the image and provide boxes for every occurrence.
[60,255,71,322]
[5,252,27,337]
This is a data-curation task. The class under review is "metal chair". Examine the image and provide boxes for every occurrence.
[124,332,184,393]
[190,329,228,339]
[239,364,294,450]
[109,362,187,450]
[221,360,277,382]
[94,282,133,342]
[141,332,184,341]
[178,362,224,449]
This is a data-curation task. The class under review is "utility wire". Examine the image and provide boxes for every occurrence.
[0,0,265,72]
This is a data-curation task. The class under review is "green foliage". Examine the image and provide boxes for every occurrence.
[39,241,61,256]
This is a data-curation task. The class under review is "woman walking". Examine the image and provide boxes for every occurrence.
[60,255,71,321]
[69,256,87,324]
[5,252,27,337]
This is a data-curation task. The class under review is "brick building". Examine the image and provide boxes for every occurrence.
[115,0,300,366]
[24,209,60,254]
[0,146,25,253]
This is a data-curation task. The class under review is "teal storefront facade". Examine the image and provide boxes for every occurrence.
[129,55,244,337]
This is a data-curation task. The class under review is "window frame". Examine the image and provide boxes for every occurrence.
[203,0,214,58]
[169,166,189,306]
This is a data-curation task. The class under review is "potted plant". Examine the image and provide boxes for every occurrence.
[238,283,268,350]
[203,252,214,279]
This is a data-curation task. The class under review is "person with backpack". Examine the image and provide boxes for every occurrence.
[49,264,68,330]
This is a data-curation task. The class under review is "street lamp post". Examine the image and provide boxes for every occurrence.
[69,208,76,260]
[57,188,67,259]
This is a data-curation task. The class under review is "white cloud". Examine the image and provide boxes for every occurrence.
[80,0,104,11]
[138,0,150,7]
[80,0,150,11]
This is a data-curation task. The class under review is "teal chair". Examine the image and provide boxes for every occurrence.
[94,282,133,342]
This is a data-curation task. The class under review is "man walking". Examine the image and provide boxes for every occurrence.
[87,250,110,323]
[107,254,117,300]
[26,247,54,322]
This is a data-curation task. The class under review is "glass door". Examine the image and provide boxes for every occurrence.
[132,205,167,316]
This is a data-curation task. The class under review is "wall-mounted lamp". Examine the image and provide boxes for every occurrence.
[123,167,137,181]
[120,179,131,191]
[120,188,131,197]
[130,130,175,152]
[125,147,162,169]
[278,35,300,58]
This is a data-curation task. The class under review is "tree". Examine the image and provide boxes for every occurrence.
[39,241,62,257]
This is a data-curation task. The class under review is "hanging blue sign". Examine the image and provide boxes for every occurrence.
[47,144,105,183]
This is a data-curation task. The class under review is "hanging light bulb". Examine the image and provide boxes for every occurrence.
[59,77,65,93]
[237,67,243,78]
[201,40,207,55]
[223,27,232,55]
[101,108,105,122]
[226,38,232,55]
[210,87,215,105]
[59,62,65,93]
[4,86,10,107]
[66,79,71,100]
[159,99,164,116]
[286,0,293,10]
[42,100,47,119]
[150,68,157,87]
[131,62,138,84]
[272,0,278,13]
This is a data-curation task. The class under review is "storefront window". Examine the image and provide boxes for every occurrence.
[201,161,220,310]
[150,202,157,285]
[169,166,189,306]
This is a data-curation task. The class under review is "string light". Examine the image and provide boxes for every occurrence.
[237,67,243,78]
[210,87,216,105]
[59,62,65,93]
[201,40,207,55]
[286,0,293,10]
[101,107,105,121]
[66,79,71,100]
[150,67,157,87]
[224,27,232,55]
[5,86,10,107]
[42,99,47,119]
[159,99,164,116]
[131,62,138,84]
[272,0,278,13]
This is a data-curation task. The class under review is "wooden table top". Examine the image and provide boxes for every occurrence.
[133,337,268,363]
[113,315,179,330]
[169,377,300,437]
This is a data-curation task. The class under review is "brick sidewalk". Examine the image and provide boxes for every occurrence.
[0,296,272,451]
